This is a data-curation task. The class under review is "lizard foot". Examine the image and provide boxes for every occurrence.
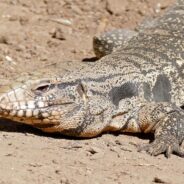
[138,135,184,158]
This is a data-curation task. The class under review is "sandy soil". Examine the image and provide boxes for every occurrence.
[0,0,184,184]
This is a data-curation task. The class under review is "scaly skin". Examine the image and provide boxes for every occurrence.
[93,29,137,58]
[0,0,184,157]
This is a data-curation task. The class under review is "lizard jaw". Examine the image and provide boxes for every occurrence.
[0,91,67,125]
[0,100,70,131]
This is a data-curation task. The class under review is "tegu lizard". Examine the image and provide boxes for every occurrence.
[0,0,184,158]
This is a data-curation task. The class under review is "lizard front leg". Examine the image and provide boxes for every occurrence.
[137,102,184,157]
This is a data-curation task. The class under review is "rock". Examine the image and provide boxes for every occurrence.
[86,145,105,160]
[50,27,66,40]
[60,177,70,184]
[50,18,72,26]
[155,0,170,13]
[71,5,82,15]
[15,44,26,52]
[19,16,29,26]
[0,35,9,44]
[87,146,102,154]
[153,177,168,184]
[106,0,128,15]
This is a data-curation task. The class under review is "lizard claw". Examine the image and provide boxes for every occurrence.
[137,135,184,158]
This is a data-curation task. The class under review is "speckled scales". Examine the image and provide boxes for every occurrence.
[0,0,184,157]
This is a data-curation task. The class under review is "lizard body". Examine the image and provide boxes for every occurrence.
[0,0,184,157]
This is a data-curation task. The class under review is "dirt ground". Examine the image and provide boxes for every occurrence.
[0,0,184,184]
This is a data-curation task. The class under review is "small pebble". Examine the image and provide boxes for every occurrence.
[0,36,9,44]
[153,177,168,184]
[50,28,66,40]
[87,146,101,154]
[50,18,72,26]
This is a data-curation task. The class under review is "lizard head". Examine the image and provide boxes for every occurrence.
[0,75,103,137]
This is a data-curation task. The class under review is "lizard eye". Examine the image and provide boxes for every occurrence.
[36,84,50,92]
[33,83,51,94]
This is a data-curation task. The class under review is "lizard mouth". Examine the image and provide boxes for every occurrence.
[0,99,74,125]
[0,98,82,132]
[0,101,76,132]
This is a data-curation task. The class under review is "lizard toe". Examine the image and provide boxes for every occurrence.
[138,135,184,158]
[169,145,184,158]
[137,141,166,156]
